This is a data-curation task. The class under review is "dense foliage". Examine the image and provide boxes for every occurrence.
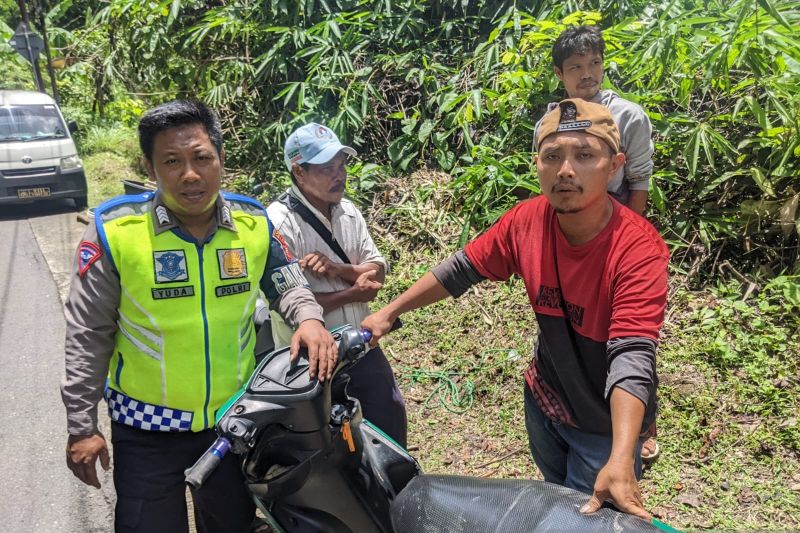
[2,0,799,279]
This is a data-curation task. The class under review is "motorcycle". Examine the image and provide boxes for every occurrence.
[185,326,671,532]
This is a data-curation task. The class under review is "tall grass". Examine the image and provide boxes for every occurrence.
[78,124,140,160]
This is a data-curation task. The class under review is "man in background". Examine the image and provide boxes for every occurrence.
[538,25,654,217]
[267,122,408,447]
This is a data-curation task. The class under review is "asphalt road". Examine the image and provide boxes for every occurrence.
[0,200,114,532]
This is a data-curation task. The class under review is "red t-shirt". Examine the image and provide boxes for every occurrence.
[465,195,668,434]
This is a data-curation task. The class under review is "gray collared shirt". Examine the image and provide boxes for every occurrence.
[62,192,323,435]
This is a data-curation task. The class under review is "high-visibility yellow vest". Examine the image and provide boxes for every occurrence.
[97,192,269,431]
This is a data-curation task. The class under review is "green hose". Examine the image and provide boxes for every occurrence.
[401,348,521,414]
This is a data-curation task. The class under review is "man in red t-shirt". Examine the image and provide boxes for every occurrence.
[362,99,668,520]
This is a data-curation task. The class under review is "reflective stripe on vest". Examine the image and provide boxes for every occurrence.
[97,192,269,431]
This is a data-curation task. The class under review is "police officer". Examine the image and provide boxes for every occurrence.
[61,100,337,533]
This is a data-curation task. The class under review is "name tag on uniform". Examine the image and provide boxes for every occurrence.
[215,282,251,297]
[152,286,195,300]
[154,250,189,283]
[218,248,248,279]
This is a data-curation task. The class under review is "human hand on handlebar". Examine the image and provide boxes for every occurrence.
[291,319,337,381]
[360,308,396,348]
[580,457,651,521]
[66,433,110,488]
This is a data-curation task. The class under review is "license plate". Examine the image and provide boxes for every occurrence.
[17,187,51,199]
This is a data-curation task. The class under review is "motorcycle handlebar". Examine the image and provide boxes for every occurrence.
[184,437,231,489]
[185,323,397,487]
[358,317,401,346]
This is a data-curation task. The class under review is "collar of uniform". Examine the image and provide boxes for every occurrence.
[289,183,344,231]
[151,193,237,235]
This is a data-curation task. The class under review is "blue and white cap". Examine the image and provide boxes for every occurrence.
[284,123,357,171]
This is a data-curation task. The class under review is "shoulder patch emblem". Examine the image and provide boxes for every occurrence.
[78,241,102,278]
[154,250,189,283]
[272,229,294,261]
[218,248,248,279]
[271,263,309,294]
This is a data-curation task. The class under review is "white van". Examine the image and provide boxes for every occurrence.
[0,90,88,209]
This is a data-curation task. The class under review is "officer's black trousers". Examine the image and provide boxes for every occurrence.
[111,421,254,533]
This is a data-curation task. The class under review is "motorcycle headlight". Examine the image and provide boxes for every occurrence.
[60,155,82,170]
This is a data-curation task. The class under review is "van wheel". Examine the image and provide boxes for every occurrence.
[74,195,88,210]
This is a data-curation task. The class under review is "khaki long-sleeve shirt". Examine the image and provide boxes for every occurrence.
[266,185,388,348]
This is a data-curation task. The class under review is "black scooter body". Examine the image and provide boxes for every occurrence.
[195,327,663,533]
[213,327,419,532]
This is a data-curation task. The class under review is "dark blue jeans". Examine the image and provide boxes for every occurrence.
[345,346,408,447]
[523,383,643,495]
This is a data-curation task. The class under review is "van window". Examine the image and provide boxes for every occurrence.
[0,105,68,142]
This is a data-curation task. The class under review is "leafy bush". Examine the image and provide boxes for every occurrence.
[678,277,800,449]
[43,0,800,277]
[79,124,139,160]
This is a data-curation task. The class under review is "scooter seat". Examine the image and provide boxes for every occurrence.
[390,474,660,532]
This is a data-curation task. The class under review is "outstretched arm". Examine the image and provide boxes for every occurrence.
[361,249,489,344]
[262,226,334,381]
[361,272,451,345]
[580,387,651,520]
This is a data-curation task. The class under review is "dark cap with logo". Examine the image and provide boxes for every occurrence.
[535,99,620,153]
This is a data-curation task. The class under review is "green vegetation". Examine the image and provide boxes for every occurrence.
[645,278,799,528]
[74,124,143,207]
[3,0,795,276]
[2,0,799,276]
[2,0,799,528]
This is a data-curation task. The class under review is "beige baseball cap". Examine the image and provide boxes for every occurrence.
[535,99,620,153]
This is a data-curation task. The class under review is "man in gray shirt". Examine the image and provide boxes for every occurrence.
[536,25,655,217]
[537,26,660,462]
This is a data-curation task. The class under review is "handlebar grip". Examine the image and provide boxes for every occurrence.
[360,318,401,344]
[184,437,231,489]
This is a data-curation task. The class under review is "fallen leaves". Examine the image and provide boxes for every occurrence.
[677,493,703,508]
[698,426,722,459]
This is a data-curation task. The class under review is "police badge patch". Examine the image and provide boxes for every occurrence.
[272,229,294,261]
[78,241,102,278]
[218,248,247,279]
[153,250,189,283]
